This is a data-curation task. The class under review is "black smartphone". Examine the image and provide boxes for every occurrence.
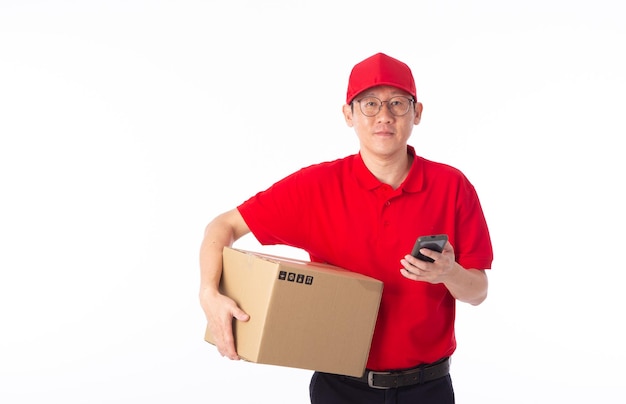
[411,234,448,262]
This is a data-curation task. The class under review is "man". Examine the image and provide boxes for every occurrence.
[199,52,493,403]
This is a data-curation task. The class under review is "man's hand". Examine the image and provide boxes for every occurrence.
[400,241,456,284]
[399,241,488,305]
[201,290,250,360]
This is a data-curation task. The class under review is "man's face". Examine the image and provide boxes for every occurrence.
[343,85,422,159]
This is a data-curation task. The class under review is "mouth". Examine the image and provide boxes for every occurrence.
[373,125,394,137]
[374,129,394,137]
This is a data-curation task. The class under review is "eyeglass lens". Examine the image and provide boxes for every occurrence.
[357,96,413,117]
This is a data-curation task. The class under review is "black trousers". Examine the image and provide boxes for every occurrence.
[309,371,455,404]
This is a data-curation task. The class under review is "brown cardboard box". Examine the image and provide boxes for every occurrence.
[205,247,383,377]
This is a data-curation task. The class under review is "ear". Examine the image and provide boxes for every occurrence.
[342,104,354,127]
[414,102,423,125]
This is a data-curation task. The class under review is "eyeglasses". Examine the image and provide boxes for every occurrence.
[353,96,415,117]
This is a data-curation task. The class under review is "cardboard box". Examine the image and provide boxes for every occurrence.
[205,247,383,377]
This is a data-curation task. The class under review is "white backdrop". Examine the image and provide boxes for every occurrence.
[1,1,624,403]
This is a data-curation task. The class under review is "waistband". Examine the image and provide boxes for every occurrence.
[348,357,450,389]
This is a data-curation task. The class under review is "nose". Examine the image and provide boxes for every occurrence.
[376,101,394,122]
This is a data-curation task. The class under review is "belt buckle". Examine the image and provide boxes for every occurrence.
[367,370,393,390]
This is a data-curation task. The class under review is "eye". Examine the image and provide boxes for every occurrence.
[363,99,379,108]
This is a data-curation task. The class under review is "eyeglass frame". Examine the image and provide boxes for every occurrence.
[352,95,416,117]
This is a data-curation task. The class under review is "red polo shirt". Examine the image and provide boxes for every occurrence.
[238,145,493,371]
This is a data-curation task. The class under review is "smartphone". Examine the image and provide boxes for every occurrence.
[411,234,448,262]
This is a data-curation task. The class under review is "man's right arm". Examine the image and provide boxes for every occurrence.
[199,208,251,360]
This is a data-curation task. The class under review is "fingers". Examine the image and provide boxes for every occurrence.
[404,253,436,269]
[217,333,239,360]
[232,307,250,322]
[400,256,425,279]
[400,254,440,281]
[216,308,250,359]
[400,266,420,280]
[220,307,250,360]
[204,295,250,360]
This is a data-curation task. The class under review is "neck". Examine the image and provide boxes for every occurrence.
[361,148,413,190]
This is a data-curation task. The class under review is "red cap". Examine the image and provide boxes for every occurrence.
[346,53,417,104]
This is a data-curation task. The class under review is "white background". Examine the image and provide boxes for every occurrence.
[1,1,624,402]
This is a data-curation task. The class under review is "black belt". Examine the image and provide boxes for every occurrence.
[349,357,450,389]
